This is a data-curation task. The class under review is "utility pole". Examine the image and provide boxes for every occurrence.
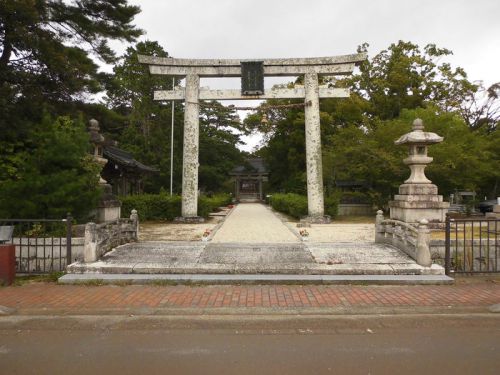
[170,77,175,196]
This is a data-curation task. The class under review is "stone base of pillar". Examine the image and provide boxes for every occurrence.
[174,216,205,224]
[485,205,500,219]
[301,215,331,224]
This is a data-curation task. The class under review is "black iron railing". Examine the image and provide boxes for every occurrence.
[445,214,499,275]
[0,214,72,274]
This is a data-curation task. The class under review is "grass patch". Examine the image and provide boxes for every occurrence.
[13,272,64,286]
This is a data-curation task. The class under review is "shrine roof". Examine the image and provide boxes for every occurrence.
[230,158,268,175]
[104,146,158,173]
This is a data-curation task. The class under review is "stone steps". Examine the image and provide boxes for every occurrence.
[59,273,453,285]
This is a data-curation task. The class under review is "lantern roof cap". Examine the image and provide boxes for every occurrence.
[395,118,443,145]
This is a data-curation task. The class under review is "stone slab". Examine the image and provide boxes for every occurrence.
[66,240,442,276]
[138,53,368,67]
[58,273,454,285]
[199,243,314,265]
[399,184,438,195]
[154,87,350,101]
[307,243,416,265]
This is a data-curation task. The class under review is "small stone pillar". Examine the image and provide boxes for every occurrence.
[304,73,330,224]
[176,74,204,223]
[416,219,431,267]
[375,210,385,243]
[130,209,139,240]
[83,222,97,263]
[389,119,449,225]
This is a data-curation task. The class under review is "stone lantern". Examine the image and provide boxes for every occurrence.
[389,119,449,224]
[88,119,121,223]
[89,119,108,185]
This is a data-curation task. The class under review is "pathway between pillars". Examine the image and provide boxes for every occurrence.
[211,203,298,243]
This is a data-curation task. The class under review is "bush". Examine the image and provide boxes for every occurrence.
[199,193,232,218]
[120,193,231,221]
[120,193,181,221]
[325,195,339,218]
[0,116,101,221]
[270,193,339,219]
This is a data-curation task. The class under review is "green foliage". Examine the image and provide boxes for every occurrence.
[270,193,308,218]
[0,116,101,220]
[199,101,246,192]
[120,193,232,221]
[120,193,181,221]
[270,193,339,219]
[107,42,245,194]
[198,194,233,218]
[256,41,499,203]
[0,0,142,134]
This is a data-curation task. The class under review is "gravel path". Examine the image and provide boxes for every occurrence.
[211,203,298,243]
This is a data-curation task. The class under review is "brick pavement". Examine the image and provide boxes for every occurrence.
[1,283,499,311]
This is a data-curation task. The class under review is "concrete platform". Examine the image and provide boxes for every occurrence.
[66,241,445,277]
[59,273,453,285]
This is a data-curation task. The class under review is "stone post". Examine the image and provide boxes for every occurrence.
[416,219,432,267]
[375,210,385,243]
[304,73,326,221]
[83,222,97,263]
[130,209,139,240]
[181,74,201,218]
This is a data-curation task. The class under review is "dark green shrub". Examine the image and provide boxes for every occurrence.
[120,193,231,221]
[199,193,232,217]
[269,193,308,219]
[270,193,339,219]
[325,195,340,218]
[120,194,181,221]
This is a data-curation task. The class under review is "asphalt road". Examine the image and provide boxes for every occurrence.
[0,315,499,375]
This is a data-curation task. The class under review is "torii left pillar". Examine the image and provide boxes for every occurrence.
[176,74,204,222]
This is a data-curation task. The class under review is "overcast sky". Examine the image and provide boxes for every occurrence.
[124,0,500,150]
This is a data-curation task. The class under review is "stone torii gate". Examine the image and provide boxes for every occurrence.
[138,53,366,222]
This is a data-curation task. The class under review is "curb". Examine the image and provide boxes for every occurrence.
[59,273,454,285]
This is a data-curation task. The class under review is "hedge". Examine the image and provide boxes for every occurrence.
[120,193,231,221]
[270,193,339,219]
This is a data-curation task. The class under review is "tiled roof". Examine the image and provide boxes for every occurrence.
[230,158,268,175]
[104,146,158,173]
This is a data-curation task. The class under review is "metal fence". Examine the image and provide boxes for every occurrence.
[0,214,72,274]
[445,214,499,275]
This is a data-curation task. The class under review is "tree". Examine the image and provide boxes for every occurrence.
[0,0,141,200]
[0,0,141,97]
[252,41,498,202]
[0,116,101,220]
[350,41,478,122]
[199,101,246,193]
[105,40,182,192]
[0,0,142,180]
[323,107,499,205]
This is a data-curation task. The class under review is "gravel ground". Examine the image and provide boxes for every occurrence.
[290,223,375,243]
[139,205,376,244]
[139,217,222,241]
[211,204,299,243]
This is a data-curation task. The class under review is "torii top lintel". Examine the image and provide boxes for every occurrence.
[137,53,367,77]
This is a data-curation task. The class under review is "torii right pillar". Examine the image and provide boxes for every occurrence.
[304,73,330,223]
